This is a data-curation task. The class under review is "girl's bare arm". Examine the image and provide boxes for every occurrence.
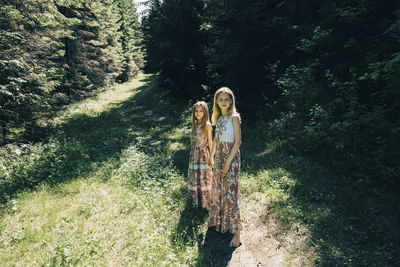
[207,123,214,167]
[210,131,217,160]
[223,116,242,171]
[207,123,213,152]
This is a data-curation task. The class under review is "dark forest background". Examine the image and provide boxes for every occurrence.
[142,0,400,190]
[1,0,400,265]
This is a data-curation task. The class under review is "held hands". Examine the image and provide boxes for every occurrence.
[208,158,214,168]
[208,158,229,174]
[221,163,229,175]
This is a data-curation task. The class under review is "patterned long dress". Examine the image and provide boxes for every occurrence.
[187,124,213,209]
[208,116,242,233]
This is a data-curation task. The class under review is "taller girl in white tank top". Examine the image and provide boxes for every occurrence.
[208,87,242,248]
[216,115,235,143]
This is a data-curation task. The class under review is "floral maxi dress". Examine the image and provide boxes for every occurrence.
[187,124,212,209]
[208,116,242,233]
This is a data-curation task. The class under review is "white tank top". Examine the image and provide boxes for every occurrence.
[216,116,235,143]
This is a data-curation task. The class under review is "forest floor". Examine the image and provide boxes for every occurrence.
[1,73,397,266]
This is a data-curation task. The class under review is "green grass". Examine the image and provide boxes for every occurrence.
[0,73,399,266]
[0,74,213,266]
[0,176,191,265]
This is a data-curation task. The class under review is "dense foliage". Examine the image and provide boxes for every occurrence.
[0,0,143,144]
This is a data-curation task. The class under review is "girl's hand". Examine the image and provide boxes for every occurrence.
[208,158,214,168]
[222,163,229,175]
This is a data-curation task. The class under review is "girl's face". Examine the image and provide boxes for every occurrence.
[194,105,205,121]
[216,92,232,112]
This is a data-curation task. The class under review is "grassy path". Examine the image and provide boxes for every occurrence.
[1,74,398,266]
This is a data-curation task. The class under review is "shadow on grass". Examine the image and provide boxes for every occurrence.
[172,148,190,174]
[172,196,236,267]
[197,228,237,267]
[173,197,208,244]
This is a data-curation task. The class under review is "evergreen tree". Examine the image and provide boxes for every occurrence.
[0,0,78,143]
[116,0,144,82]
[0,0,144,143]
[142,0,206,97]
[60,1,118,93]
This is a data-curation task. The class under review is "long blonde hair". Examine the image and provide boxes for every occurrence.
[211,87,240,126]
[191,101,210,142]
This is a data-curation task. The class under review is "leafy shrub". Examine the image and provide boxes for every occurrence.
[0,138,90,203]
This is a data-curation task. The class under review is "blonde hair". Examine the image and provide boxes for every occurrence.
[191,101,211,142]
[211,87,240,126]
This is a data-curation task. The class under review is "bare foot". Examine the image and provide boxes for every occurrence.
[230,231,241,247]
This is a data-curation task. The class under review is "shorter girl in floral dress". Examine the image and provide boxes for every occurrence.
[187,101,213,209]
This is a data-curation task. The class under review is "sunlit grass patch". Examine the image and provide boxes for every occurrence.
[44,73,149,127]
[242,167,297,196]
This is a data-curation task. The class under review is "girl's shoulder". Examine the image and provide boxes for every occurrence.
[203,122,212,132]
[231,114,241,125]
[231,113,241,121]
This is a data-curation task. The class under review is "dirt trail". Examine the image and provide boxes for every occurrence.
[226,192,314,267]
[228,196,289,267]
